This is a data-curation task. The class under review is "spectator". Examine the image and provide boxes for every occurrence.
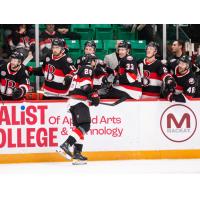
[55,24,81,40]
[7,24,35,59]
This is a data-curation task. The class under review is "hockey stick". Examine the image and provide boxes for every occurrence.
[23,54,34,66]
[0,94,4,105]
[99,96,128,106]
[37,90,127,106]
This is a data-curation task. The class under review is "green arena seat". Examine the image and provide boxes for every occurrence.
[71,24,90,31]
[132,51,146,61]
[90,24,112,29]
[116,28,136,40]
[103,40,116,51]
[130,40,146,50]
[69,50,82,61]
[95,28,113,40]
[74,28,94,40]
[65,40,80,49]
[95,49,107,60]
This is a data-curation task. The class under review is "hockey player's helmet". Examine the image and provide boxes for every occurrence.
[179,55,191,65]
[52,38,65,48]
[11,51,24,62]
[84,41,96,50]
[83,53,97,65]
[118,40,130,49]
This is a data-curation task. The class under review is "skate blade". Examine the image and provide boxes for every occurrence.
[56,150,72,160]
[72,159,87,165]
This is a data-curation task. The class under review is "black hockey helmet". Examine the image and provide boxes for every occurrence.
[126,41,131,50]
[146,41,159,52]
[52,38,65,48]
[118,40,130,49]
[83,53,97,65]
[11,51,24,62]
[84,40,96,50]
[178,55,191,66]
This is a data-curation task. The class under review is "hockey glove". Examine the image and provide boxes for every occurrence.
[12,87,26,100]
[168,93,186,103]
[63,74,73,87]
[165,76,176,90]
[113,75,120,85]
[26,66,34,76]
[162,76,176,97]
[89,92,100,106]
[102,76,108,85]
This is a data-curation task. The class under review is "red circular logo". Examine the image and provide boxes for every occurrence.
[160,104,197,142]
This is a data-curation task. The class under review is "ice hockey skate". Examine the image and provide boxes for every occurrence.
[72,152,88,165]
[56,143,73,160]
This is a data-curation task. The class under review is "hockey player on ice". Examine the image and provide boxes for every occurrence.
[57,54,100,165]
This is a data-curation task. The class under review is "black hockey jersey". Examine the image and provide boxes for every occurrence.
[0,63,30,100]
[138,58,171,98]
[34,52,76,97]
[167,54,184,75]
[112,55,142,99]
[68,64,94,100]
[173,66,196,98]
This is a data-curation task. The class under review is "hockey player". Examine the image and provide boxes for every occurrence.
[101,41,142,99]
[104,40,131,70]
[57,54,100,165]
[0,51,30,100]
[75,40,96,69]
[30,38,76,99]
[138,42,176,99]
[162,55,196,102]
[75,40,115,95]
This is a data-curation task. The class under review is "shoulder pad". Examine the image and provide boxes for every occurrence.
[46,56,51,62]
[188,77,195,84]
[67,57,73,63]
[1,70,6,76]
[127,56,133,61]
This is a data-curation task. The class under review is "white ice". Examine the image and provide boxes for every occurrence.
[0,159,200,174]
[0,159,199,200]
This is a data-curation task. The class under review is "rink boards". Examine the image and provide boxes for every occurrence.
[0,99,200,163]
